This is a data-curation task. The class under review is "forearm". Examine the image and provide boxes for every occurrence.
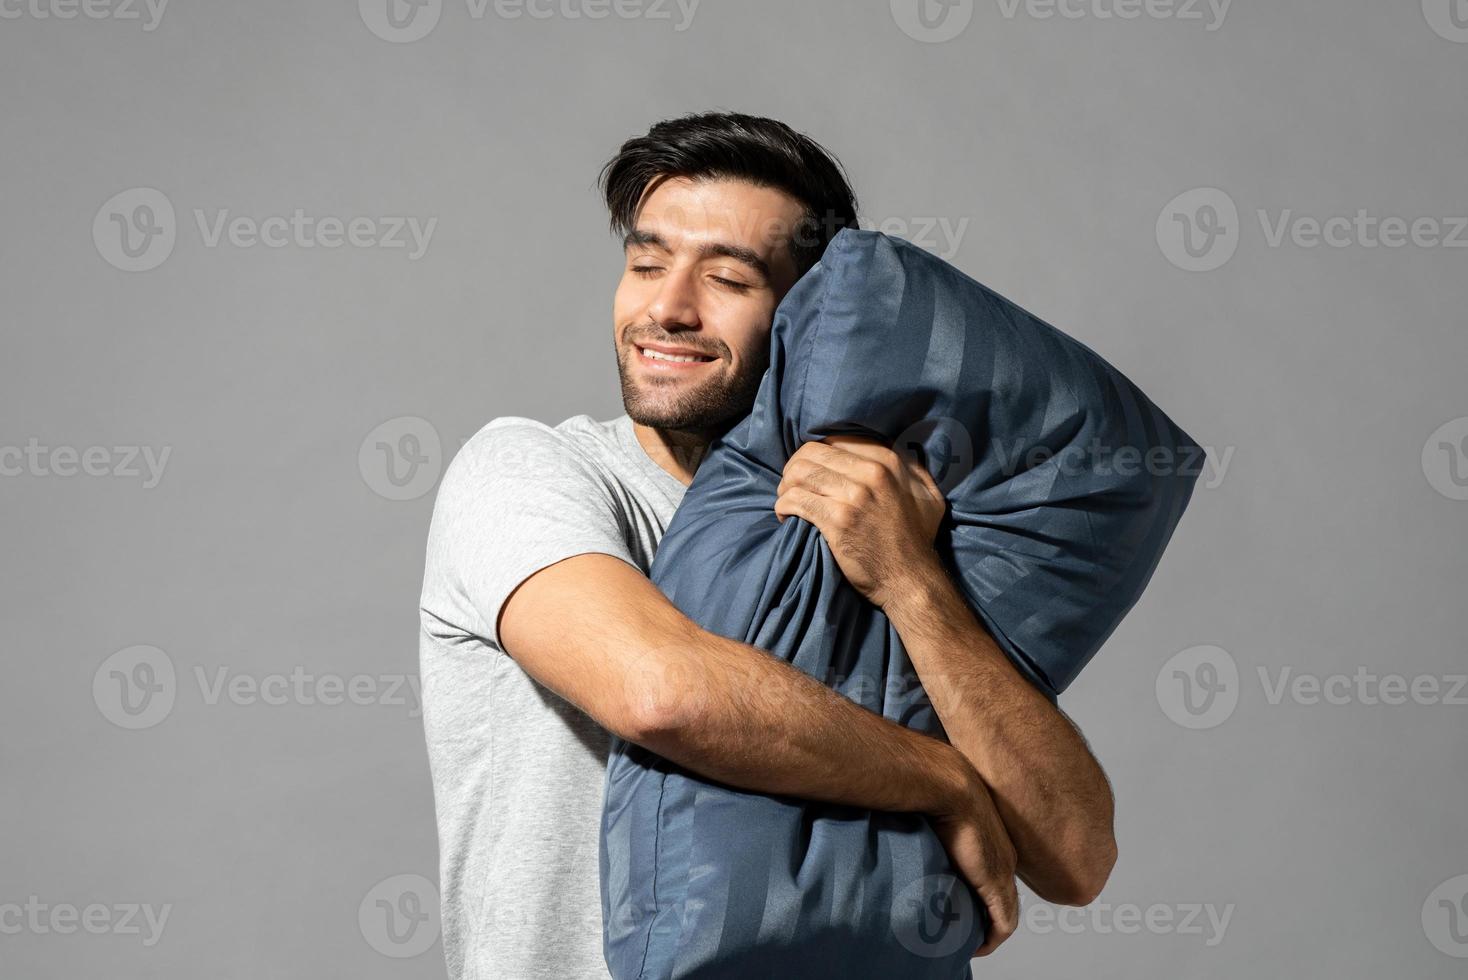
[496,553,981,826]
[884,557,1117,905]
[632,619,980,821]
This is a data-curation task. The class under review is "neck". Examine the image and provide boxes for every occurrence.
[632,421,720,486]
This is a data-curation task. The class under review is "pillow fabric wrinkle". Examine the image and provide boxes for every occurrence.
[601,228,1200,980]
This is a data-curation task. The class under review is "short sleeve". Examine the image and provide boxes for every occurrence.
[419,418,638,651]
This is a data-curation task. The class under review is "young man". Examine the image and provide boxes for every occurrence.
[419,112,1117,980]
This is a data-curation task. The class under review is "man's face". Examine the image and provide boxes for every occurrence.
[613,176,808,433]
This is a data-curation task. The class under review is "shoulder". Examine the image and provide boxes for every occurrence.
[447,415,586,476]
[436,414,617,502]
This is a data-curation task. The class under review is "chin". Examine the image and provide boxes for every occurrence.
[618,350,764,433]
[625,396,715,431]
[622,382,740,433]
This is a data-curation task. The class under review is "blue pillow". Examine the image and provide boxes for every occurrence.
[601,228,1200,979]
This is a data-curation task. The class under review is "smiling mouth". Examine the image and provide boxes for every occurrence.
[635,343,718,367]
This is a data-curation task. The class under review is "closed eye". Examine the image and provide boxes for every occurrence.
[629,265,751,291]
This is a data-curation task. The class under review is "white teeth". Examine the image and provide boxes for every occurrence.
[641,347,706,363]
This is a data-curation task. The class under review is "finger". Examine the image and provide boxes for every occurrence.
[821,435,904,473]
[773,485,843,532]
[784,439,839,468]
[973,877,1019,957]
[805,440,899,490]
[777,458,861,503]
[819,433,886,452]
[824,437,943,507]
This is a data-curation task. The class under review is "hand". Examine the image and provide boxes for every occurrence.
[930,776,1020,958]
[773,435,948,611]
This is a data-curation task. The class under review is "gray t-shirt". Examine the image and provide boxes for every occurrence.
[419,412,686,980]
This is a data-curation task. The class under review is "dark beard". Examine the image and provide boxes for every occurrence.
[616,339,768,434]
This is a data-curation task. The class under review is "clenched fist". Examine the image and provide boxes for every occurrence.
[774,434,948,611]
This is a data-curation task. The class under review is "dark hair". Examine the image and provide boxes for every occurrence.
[598,111,860,278]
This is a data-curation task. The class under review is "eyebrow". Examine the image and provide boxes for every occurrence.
[623,229,772,284]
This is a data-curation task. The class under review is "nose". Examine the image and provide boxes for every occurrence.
[646,264,701,332]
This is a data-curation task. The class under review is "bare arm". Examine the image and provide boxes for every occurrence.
[498,553,971,812]
[882,560,1117,906]
[499,552,1020,951]
[775,436,1118,907]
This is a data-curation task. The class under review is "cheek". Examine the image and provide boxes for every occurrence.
[720,307,776,366]
[612,279,644,327]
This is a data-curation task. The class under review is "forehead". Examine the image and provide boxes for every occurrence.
[632,177,807,259]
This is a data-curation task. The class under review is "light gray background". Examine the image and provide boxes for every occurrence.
[3,1,1465,977]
